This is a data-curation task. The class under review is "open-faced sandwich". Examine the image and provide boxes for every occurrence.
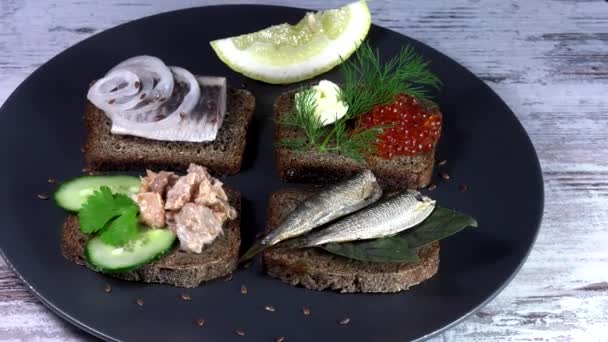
[274,43,442,188]
[56,163,241,287]
[242,171,476,293]
[85,56,255,175]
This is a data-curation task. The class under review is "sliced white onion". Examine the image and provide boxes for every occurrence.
[87,55,174,117]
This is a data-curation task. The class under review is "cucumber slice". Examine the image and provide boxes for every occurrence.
[85,229,176,273]
[54,175,140,211]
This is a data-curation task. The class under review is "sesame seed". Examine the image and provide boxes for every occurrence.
[37,194,49,200]
[265,305,276,312]
[437,159,447,166]
[427,184,437,191]
[195,319,205,327]
[302,307,311,315]
[338,317,351,325]
[134,81,140,88]
[136,298,144,306]
[459,184,469,192]
[275,337,285,342]
[140,93,146,100]
[235,329,245,336]
[104,284,112,293]
[180,293,191,301]
[440,172,450,180]
[224,273,233,282]
[240,285,248,294]
[108,99,116,104]
[47,178,57,184]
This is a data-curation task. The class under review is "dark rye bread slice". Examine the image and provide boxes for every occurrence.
[84,88,255,176]
[263,189,439,293]
[62,189,241,288]
[274,90,440,189]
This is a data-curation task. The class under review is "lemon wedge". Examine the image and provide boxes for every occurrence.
[210,1,371,84]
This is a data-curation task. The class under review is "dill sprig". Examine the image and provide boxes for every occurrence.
[278,89,387,160]
[277,87,324,148]
[340,42,441,117]
[277,41,441,160]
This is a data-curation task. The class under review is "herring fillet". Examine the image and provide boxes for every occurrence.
[239,170,382,261]
[110,76,227,142]
[281,190,436,248]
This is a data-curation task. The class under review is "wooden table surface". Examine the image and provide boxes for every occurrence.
[1,0,606,341]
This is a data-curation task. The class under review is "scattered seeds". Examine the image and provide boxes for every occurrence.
[37,194,49,200]
[104,284,112,293]
[240,285,248,294]
[47,178,57,184]
[136,298,144,307]
[275,337,285,342]
[440,171,450,180]
[265,305,276,312]
[427,184,437,191]
[338,317,351,325]
[459,184,469,192]
[437,159,447,166]
[302,307,311,316]
[235,329,245,336]
[195,319,205,327]
[180,293,192,301]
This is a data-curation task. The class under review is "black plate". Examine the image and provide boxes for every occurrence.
[0,4,543,342]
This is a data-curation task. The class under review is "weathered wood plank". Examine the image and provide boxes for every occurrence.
[0,0,607,341]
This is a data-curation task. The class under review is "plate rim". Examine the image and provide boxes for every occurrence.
[0,4,545,341]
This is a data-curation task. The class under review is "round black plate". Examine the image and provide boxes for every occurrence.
[0,5,543,342]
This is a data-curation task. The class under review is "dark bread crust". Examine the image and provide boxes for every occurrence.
[62,189,241,288]
[263,189,439,293]
[274,91,439,189]
[84,88,255,176]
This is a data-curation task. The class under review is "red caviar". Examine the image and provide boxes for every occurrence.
[359,94,441,158]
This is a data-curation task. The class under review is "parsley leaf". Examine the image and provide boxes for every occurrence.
[99,206,139,246]
[78,186,138,234]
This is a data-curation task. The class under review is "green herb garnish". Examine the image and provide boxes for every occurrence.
[340,42,441,116]
[278,41,441,160]
[78,186,140,246]
[321,207,477,263]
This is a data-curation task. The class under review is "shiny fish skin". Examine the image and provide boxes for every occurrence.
[239,170,382,262]
[282,190,436,248]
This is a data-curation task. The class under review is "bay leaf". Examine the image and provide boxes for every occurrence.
[320,207,477,263]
